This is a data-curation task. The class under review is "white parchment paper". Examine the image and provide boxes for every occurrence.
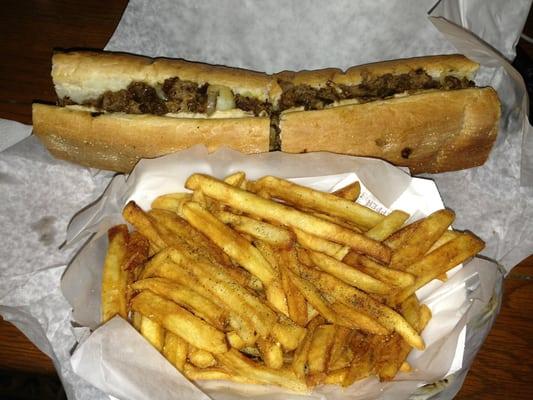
[63,147,497,400]
[0,1,529,399]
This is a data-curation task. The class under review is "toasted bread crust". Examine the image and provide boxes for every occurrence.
[32,104,270,173]
[279,87,500,173]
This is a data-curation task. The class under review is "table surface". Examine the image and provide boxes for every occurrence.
[1,1,532,399]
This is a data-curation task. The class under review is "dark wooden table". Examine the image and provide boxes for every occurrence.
[1,1,532,398]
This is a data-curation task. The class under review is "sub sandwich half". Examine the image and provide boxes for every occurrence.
[32,51,500,173]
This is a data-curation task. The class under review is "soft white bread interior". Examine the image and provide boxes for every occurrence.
[279,87,500,173]
[32,104,270,173]
[52,52,274,104]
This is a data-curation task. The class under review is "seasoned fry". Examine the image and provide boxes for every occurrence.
[101,225,129,322]
[151,193,192,213]
[223,171,247,187]
[188,346,217,368]
[257,337,284,369]
[308,250,391,295]
[131,290,228,353]
[294,229,350,260]
[183,364,258,384]
[330,302,388,334]
[123,201,167,251]
[365,210,409,241]
[163,331,188,371]
[343,332,374,387]
[308,324,336,373]
[185,174,391,263]
[292,316,324,378]
[328,326,353,370]
[279,250,308,327]
[216,210,295,248]
[271,315,307,351]
[254,176,383,228]
[324,368,349,385]
[140,316,165,352]
[333,181,361,201]
[131,278,228,331]
[217,349,308,392]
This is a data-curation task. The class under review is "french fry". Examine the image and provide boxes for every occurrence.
[292,316,325,378]
[399,362,411,372]
[388,209,455,271]
[257,337,284,369]
[365,210,410,241]
[163,331,188,372]
[330,302,388,334]
[216,349,308,392]
[309,211,364,232]
[185,174,391,263]
[307,324,336,373]
[333,181,361,201]
[183,363,259,384]
[131,311,143,331]
[343,332,374,387]
[323,368,349,385]
[308,250,391,295]
[215,210,295,248]
[329,348,354,371]
[131,290,228,353]
[223,171,246,187]
[278,250,308,327]
[226,331,246,349]
[328,326,352,370]
[426,230,460,253]
[123,201,167,251]
[254,176,383,229]
[140,316,165,352]
[271,315,307,351]
[101,225,129,322]
[393,232,485,304]
[131,278,229,331]
[188,346,217,368]
[294,229,350,261]
[151,193,192,213]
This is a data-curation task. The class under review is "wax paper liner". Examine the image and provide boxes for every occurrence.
[60,146,502,400]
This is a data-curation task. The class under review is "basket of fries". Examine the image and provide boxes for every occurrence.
[62,146,503,400]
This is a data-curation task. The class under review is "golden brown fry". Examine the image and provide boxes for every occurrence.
[343,251,415,288]
[163,331,188,372]
[330,302,388,334]
[216,210,295,248]
[323,368,349,385]
[343,332,374,387]
[271,315,307,351]
[131,311,143,332]
[294,229,350,261]
[101,225,129,323]
[292,316,324,379]
[151,193,192,213]
[140,316,165,352]
[388,209,455,271]
[257,337,284,369]
[333,181,361,201]
[308,324,336,373]
[399,362,411,372]
[131,278,228,331]
[365,210,410,241]
[308,250,391,295]
[254,176,383,229]
[185,174,390,263]
[223,171,246,187]
[279,250,308,327]
[427,230,460,253]
[330,348,354,371]
[188,346,217,368]
[226,331,246,349]
[131,290,228,353]
[328,326,352,370]
[216,349,308,392]
[183,363,259,384]
[123,201,167,251]
[393,232,485,304]
[309,211,365,232]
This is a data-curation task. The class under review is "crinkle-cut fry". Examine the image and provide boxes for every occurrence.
[188,346,217,368]
[388,209,456,271]
[151,193,192,213]
[131,290,228,353]
[185,174,391,263]
[216,349,309,392]
[308,324,337,373]
[294,229,350,261]
[131,278,229,331]
[333,181,361,201]
[330,302,389,334]
[278,250,308,327]
[257,337,284,369]
[123,201,167,251]
[393,232,485,304]
[254,176,383,229]
[308,250,391,295]
[101,225,129,323]
[140,316,165,352]
[291,316,324,378]
[163,331,188,372]
[299,263,424,350]
[149,208,233,267]
[183,363,259,384]
[343,251,415,288]
[223,171,247,188]
[328,326,353,370]
[343,332,375,387]
[168,246,277,338]
[365,210,410,241]
[216,210,295,248]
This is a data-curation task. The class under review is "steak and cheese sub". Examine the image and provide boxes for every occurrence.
[32,51,500,173]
